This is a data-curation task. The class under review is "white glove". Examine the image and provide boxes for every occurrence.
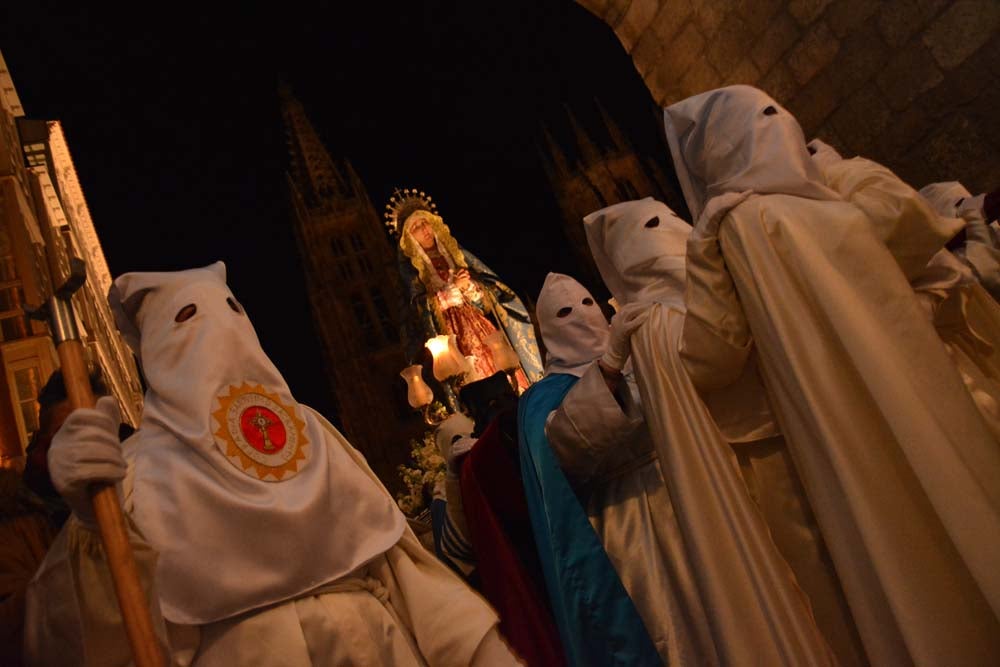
[601,302,651,371]
[48,396,126,529]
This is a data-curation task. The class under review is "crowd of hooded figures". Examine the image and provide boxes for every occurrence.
[4,85,999,666]
[426,84,1000,667]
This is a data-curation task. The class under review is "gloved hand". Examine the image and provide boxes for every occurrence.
[48,396,126,529]
[601,302,651,371]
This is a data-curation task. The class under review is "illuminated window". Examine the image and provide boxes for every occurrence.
[0,285,20,311]
[13,365,41,439]
[0,283,28,342]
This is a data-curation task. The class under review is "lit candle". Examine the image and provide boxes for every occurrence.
[426,334,469,381]
[400,365,433,408]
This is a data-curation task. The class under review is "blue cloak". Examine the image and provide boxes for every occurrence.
[518,373,661,666]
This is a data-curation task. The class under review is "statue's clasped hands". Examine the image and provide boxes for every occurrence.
[453,268,472,290]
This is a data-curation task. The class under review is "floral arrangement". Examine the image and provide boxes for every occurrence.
[396,406,449,517]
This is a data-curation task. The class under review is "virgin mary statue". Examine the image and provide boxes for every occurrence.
[386,189,543,391]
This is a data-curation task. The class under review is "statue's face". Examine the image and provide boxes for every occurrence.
[408,216,436,250]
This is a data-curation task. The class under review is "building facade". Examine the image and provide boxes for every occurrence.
[0,50,143,468]
[281,87,424,493]
[538,101,681,294]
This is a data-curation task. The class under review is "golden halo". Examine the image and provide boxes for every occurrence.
[384,187,439,238]
[212,382,309,482]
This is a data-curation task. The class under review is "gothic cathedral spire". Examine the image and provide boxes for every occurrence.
[564,104,602,166]
[280,86,347,204]
[279,85,424,494]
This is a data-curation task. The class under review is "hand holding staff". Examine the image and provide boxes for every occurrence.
[29,254,165,666]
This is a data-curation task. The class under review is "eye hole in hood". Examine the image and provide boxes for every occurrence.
[175,304,197,323]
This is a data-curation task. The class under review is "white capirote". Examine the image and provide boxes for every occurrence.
[666,84,1000,666]
[107,262,405,625]
[535,272,609,377]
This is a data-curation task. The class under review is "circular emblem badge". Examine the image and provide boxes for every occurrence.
[212,383,309,481]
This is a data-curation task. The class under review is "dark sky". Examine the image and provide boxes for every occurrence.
[1,2,675,418]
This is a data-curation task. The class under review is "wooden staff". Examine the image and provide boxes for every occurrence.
[31,247,165,667]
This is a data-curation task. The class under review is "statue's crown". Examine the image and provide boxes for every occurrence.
[384,188,438,238]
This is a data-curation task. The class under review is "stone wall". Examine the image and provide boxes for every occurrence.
[577,0,1000,193]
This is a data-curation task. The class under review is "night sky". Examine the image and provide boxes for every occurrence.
[1,3,677,419]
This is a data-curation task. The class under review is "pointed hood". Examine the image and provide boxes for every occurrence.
[108,263,404,624]
[536,273,609,377]
[664,85,839,221]
[584,197,692,310]
[919,181,973,219]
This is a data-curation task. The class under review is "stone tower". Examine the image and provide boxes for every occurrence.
[280,87,423,493]
[538,100,678,292]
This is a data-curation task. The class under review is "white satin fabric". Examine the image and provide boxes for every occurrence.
[583,198,691,310]
[822,158,965,280]
[107,263,405,624]
[583,198,777,445]
[814,171,1000,442]
[806,138,844,171]
[25,410,509,666]
[581,198,838,665]
[664,85,839,222]
[545,364,717,666]
[669,88,1000,661]
[629,306,836,666]
[535,272,609,377]
[913,253,1000,441]
[820,173,1000,446]
[920,180,970,218]
[920,180,1000,300]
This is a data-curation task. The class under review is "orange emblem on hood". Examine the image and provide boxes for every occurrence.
[212,383,309,481]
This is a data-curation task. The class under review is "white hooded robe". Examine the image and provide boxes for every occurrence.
[537,272,716,666]
[25,264,515,667]
[666,85,1000,666]
[582,201,840,667]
